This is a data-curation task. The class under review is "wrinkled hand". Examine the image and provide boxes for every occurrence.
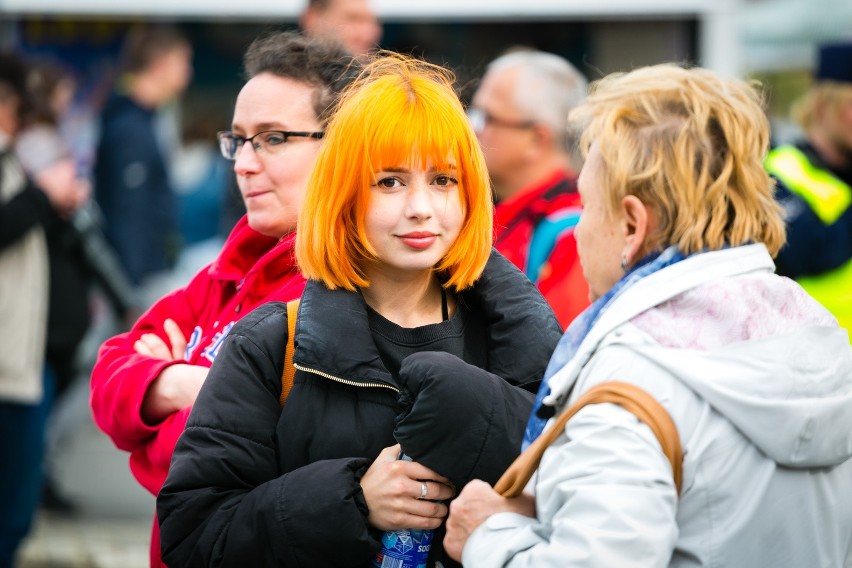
[360,444,455,532]
[444,480,536,562]
[134,318,187,361]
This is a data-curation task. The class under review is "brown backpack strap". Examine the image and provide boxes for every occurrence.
[280,299,300,407]
[494,381,683,498]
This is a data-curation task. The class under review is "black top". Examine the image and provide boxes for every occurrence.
[366,297,485,378]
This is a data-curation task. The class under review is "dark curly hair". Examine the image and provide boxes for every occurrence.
[242,31,361,127]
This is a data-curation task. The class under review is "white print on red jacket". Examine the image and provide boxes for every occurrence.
[184,322,235,364]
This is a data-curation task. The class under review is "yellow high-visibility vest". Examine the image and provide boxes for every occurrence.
[766,145,852,342]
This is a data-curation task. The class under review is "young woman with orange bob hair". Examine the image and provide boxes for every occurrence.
[157,53,562,567]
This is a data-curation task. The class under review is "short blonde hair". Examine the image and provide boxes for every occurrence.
[791,81,852,132]
[570,63,786,256]
[297,52,493,291]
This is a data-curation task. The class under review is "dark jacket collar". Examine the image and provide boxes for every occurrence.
[796,140,852,186]
[292,249,563,390]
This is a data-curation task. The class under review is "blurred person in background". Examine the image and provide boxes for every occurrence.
[15,63,93,377]
[766,42,852,341]
[168,111,233,283]
[0,51,89,568]
[300,0,382,58]
[444,63,852,568]
[14,59,138,514]
[89,32,359,568]
[470,49,589,329]
[173,112,231,249]
[15,58,95,515]
[93,25,192,306]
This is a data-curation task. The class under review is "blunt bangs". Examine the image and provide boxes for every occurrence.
[366,77,461,174]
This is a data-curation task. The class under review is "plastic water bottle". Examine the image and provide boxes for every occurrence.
[371,453,434,568]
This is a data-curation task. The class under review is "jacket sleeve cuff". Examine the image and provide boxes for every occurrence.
[277,457,378,566]
[91,343,185,448]
[462,512,542,568]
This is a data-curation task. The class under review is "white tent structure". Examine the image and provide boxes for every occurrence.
[2,0,851,75]
[1,0,744,75]
[740,0,852,73]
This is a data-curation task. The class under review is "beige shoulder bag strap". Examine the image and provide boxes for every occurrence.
[494,381,683,497]
[279,299,300,407]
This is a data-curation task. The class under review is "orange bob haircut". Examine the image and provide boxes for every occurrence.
[296,52,493,291]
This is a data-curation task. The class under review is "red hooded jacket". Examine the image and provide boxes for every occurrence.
[90,215,306,566]
[494,169,589,329]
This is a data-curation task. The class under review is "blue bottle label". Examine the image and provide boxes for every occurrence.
[371,528,433,568]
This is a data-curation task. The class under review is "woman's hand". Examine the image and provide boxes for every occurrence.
[444,480,536,562]
[134,318,187,361]
[360,444,455,531]
[136,318,205,425]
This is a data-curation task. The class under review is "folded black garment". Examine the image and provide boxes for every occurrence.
[394,351,535,491]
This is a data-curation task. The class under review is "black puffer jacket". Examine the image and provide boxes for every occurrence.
[158,251,562,567]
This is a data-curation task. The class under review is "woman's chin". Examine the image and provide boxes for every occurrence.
[247,215,291,239]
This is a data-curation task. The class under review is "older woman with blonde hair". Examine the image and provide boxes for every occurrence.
[157,53,561,567]
[444,63,852,567]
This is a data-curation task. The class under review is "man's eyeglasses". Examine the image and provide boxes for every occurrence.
[217,130,324,160]
[466,108,534,134]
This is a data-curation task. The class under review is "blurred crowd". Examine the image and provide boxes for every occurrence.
[2,0,852,566]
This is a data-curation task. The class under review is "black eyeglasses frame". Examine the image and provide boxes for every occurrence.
[216,129,325,160]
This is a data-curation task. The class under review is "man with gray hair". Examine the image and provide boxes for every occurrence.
[470,49,588,328]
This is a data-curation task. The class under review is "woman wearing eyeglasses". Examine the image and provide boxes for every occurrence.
[157,54,563,567]
[89,32,360,568]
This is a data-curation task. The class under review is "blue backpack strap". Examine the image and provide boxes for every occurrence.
[526,209,581,282]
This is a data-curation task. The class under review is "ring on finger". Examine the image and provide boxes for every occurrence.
[419,482,428,500]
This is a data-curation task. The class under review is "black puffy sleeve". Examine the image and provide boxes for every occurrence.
[157,302,374,567]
